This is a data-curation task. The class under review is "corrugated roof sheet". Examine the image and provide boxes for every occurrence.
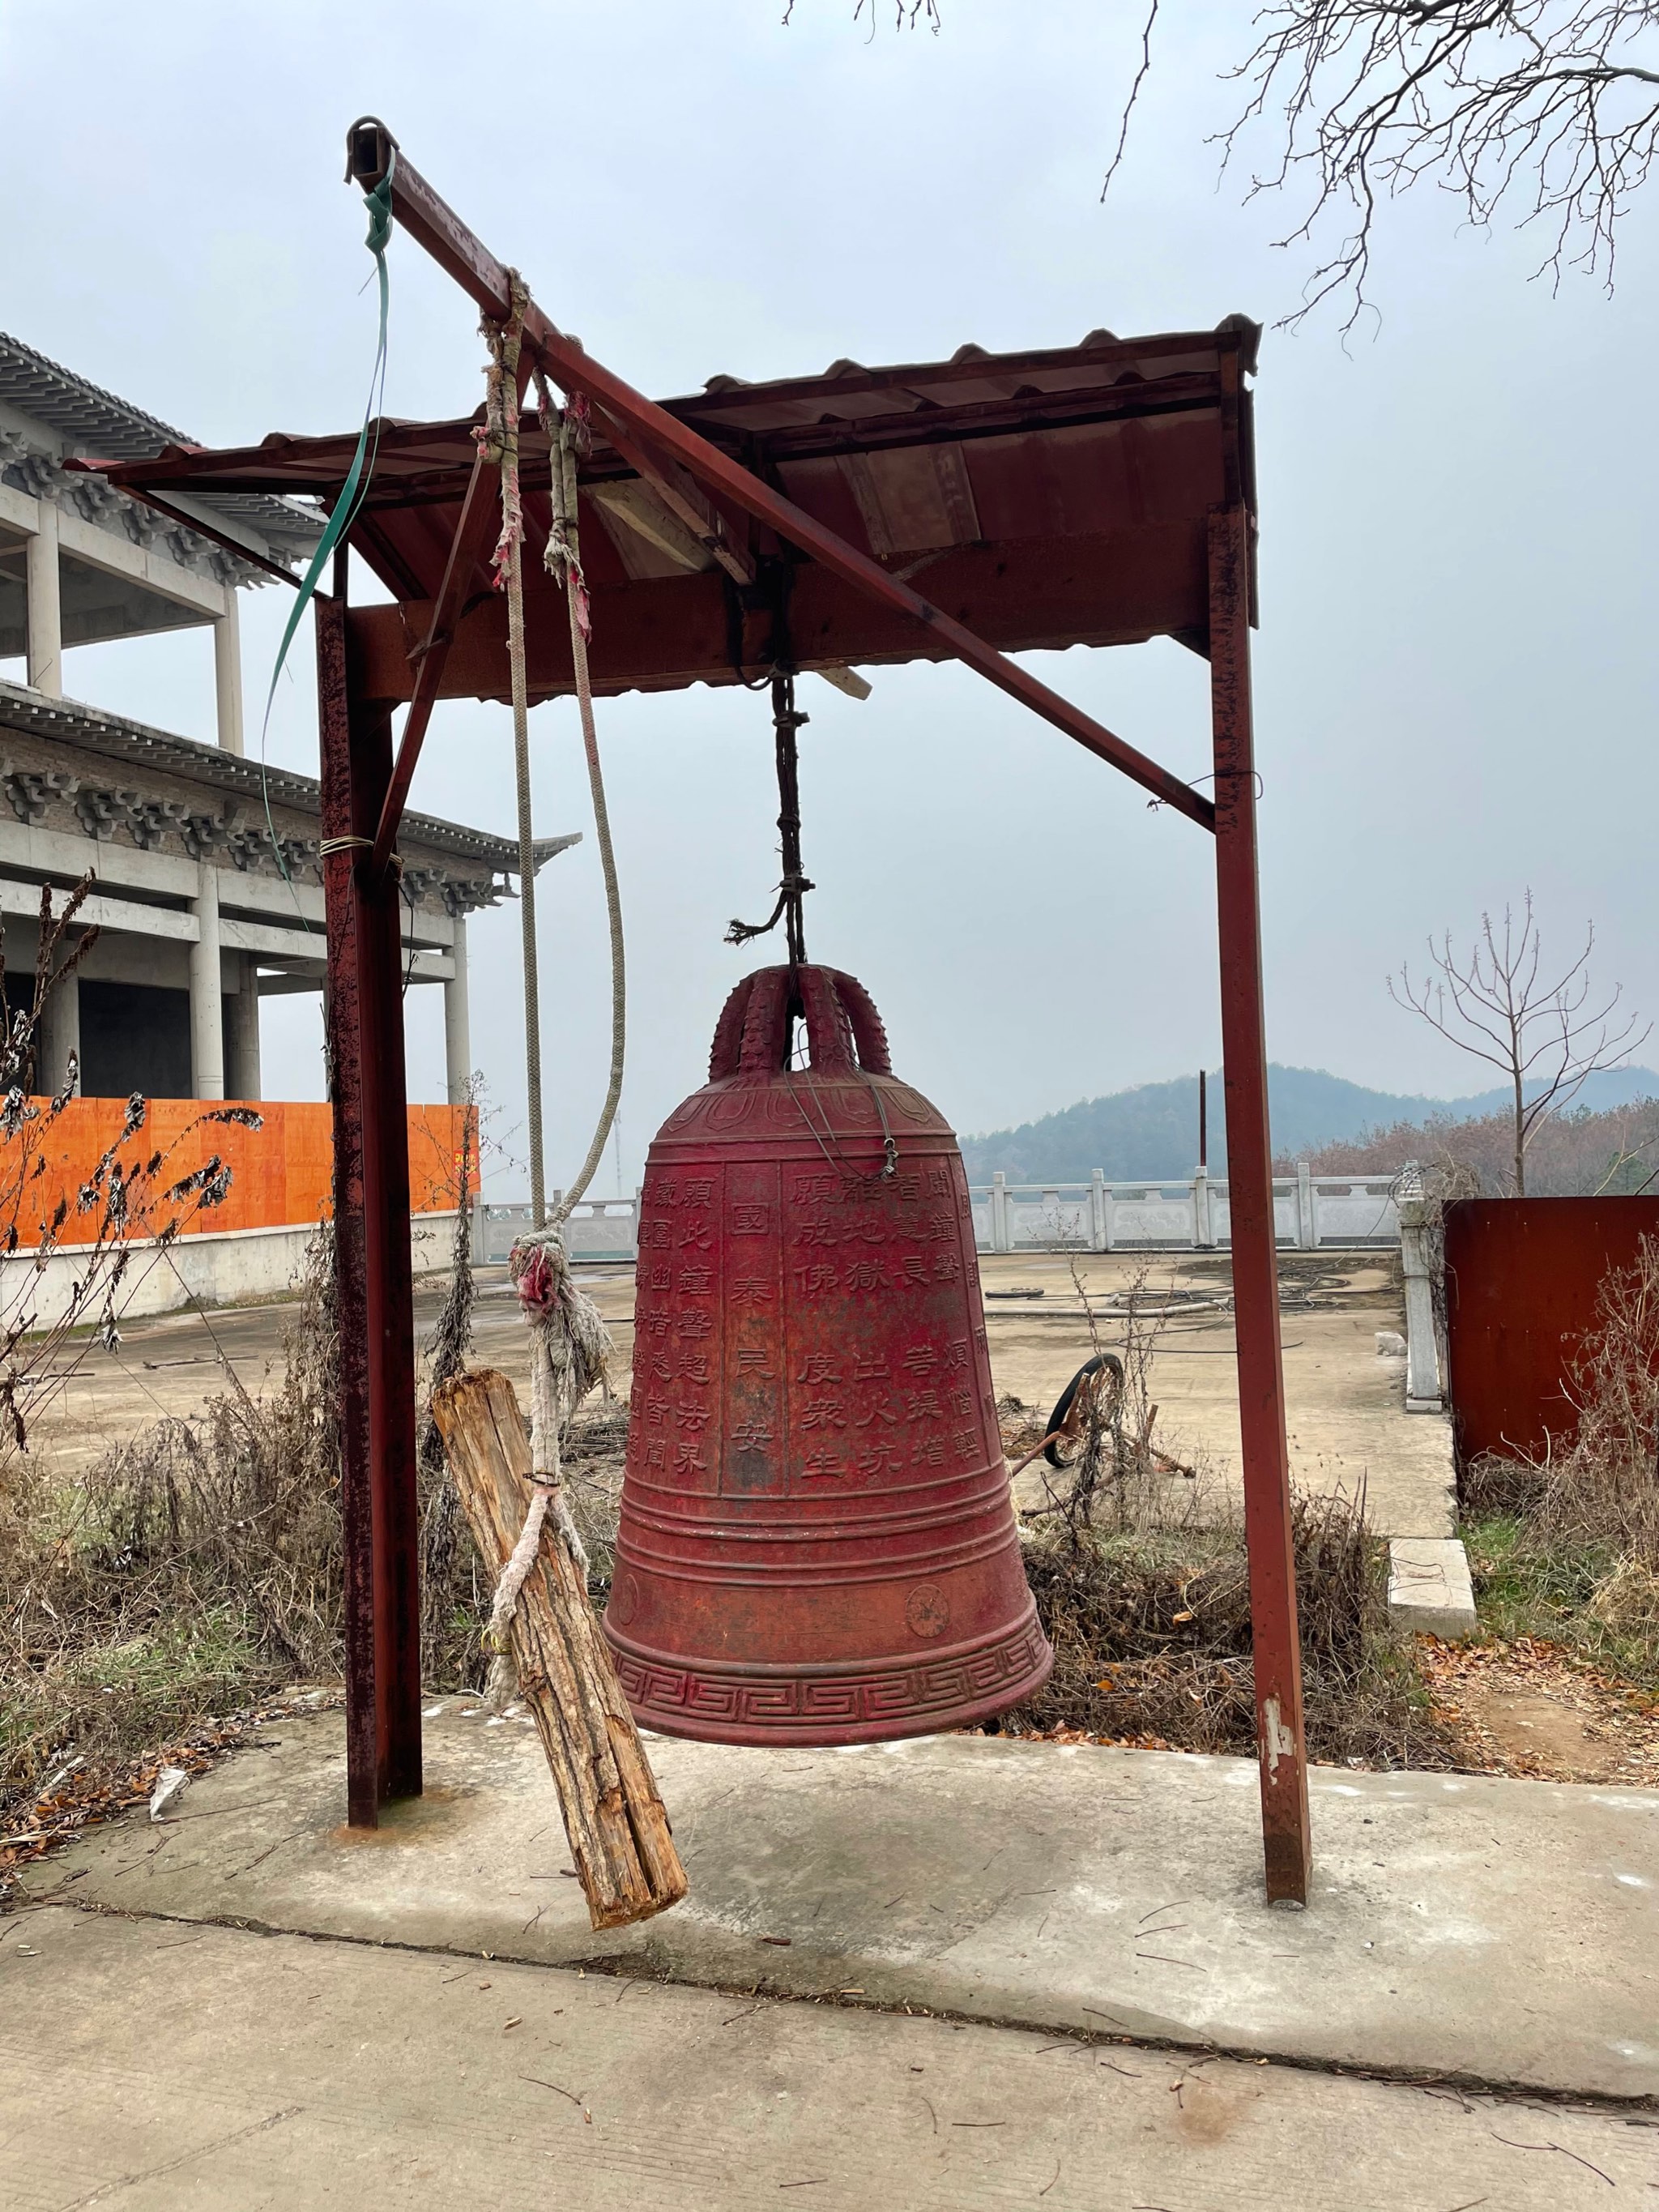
[86,319,1258,699]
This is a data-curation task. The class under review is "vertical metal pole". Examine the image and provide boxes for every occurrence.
[318,591,378,1827]
[1208,499,1311,1907]
[357,705,424,1804]
[318,591,424,1825]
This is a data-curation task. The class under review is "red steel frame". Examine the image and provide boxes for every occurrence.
[291,123,1309,1900]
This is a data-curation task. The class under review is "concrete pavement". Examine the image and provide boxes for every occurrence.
[23,1706,1658,2102]
[3,1902,1653,2212]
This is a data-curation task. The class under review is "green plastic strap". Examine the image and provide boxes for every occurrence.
[257,152,397,878]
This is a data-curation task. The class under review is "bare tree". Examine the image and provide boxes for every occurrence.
[787,4,1659,323]
[1389,891,1648,1195]
[1205,2,1659,324]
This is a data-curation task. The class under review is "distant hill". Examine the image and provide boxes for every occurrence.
[958,1065,1659,1185]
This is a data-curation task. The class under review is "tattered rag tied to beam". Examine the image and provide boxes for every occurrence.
[483,1223,610,1707]
[477,271,529,592]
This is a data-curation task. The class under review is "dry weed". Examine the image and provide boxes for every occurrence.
[1,1230,342,1817]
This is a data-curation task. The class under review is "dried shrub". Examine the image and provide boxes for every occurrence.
[2,1229,341,1817]
[1285,1098,1659,1198]
[1467,1235,1659,1570]
[1014,1488,1451,1770]
[1460,1237,1659,1676]
[1550,1234,1659,1566]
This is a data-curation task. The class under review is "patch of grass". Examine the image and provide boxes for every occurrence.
[1,1608,276,1805]
[1463,1511,1659,1694]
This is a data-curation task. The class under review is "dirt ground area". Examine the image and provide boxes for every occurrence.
[979,1249,1453,1539]
[1418,1634,1659,1787]
[31,1247,1451,1539]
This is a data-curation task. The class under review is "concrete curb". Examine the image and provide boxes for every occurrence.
[1387,1537,1478,1638]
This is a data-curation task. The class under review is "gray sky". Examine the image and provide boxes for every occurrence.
[4,2,1654,1197]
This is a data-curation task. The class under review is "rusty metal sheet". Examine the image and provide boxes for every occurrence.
[83,323,1251,700]
[1443,1197,1659,1466]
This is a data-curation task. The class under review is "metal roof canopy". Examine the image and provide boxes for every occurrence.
[100,325,1257,709]
[80,121,1311,1907]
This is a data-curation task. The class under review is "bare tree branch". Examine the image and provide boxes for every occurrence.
[1103,0,1163,199]
[1107,3,1659,326]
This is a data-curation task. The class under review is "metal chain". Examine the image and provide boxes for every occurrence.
[726,671,814,959]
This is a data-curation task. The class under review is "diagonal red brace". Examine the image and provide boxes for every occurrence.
[369,359,535,879]
[344,119,1216,843]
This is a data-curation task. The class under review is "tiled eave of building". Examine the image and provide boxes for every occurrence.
[0,331,322,568]
[0,682,535,917]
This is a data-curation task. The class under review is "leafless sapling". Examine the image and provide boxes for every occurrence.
[1388,891,1648,1197]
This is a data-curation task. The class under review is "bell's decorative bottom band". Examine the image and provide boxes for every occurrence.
[609,1606,1052,1748]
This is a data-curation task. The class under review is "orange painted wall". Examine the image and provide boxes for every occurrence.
[16,1099,479,1245]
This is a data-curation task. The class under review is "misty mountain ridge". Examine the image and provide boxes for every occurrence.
[958,1065,1659,1185]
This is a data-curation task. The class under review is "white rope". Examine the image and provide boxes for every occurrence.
[470,310,628,1696]
[538,378,626,1219]
[480,276,549,1232]
[484,1220,609,1708]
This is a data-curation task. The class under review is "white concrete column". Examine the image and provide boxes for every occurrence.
[25,500,62,698]
[228,954,262,1100]
[1193,1166,1213,1249]
[1297,1159,1316,1249]
[991,1172,1011,1254]
[1399,1197,1444,1413]
[36,960,80,1097]
[214,587,245,755]
[1089,1167,1107,1252]
[189,864,224,1100]
[444,912,471,1103]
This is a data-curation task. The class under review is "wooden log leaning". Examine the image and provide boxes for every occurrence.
[432,1367,687,1930]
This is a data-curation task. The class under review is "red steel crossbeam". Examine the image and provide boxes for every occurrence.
[343,120,1215,850]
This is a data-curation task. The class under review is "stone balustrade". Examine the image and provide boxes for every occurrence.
[480,1164,1405,1266]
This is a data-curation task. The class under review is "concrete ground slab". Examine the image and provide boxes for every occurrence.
[6,1907,1653,2212]
[1388,1537,1478,1638]
[24,1706,1659,2102]
[5,1905,1655,2212]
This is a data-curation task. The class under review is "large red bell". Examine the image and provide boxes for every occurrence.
[606,963,1052,1745]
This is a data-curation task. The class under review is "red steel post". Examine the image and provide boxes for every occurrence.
[318,593,377,1825]
[317,592,424,1823]
[1207,500,1311,1906]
